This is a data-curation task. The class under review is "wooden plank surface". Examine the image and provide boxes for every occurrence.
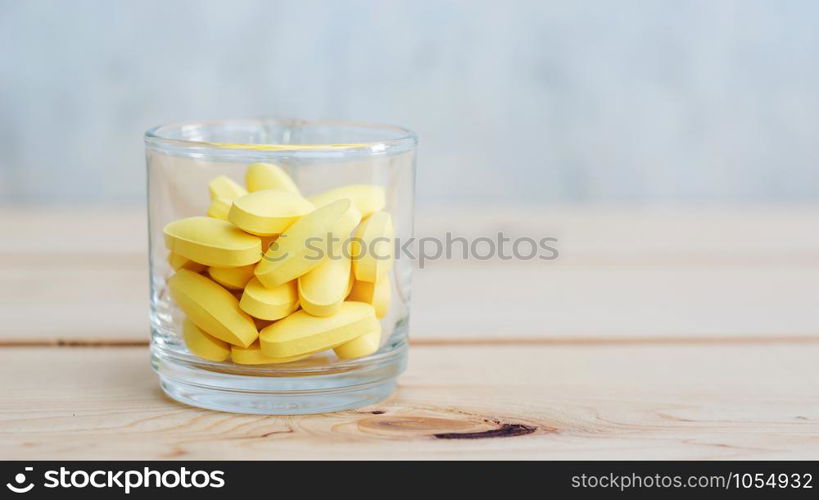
[2,205,819,342]
[1,343,817,460]
[2,206,818,459]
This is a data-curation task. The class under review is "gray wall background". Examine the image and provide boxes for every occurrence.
[1,0,818,205]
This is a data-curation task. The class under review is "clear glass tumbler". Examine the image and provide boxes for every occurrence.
[145,118,416,414]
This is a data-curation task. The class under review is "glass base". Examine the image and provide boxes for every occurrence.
[152,339,407,415]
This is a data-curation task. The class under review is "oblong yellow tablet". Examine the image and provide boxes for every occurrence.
[254,199,350,288]
[260,301,377,357]
[332,203,362,243]
[298,256,351,317]
[306,188,362,243]
[348,275,391,318]
[308,185,385,218]
[164,216,261,267]
[228,189,314,236]
[167,252,206,273]
[206,197,231,220]
[168,269,258,348]
[245,162,300,194]
[352,211,394,282]
[183,318,230,362]
[239,278,299,321]
[231,341,309,365]
[320,202,362,259]
[334,323,382,359]
[208,264,255,290]
[209,175,247,200]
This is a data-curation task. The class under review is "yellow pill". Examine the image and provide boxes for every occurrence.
[167,252,206,272]
[298,255,351,317]
[164,216,261,267]
[208,264,255,290]
[321,202,362,259]
[352,211,394,282]
[228,189,314,236]
[308,184,385,218]
[245,162,300,194]
[209,175,247,200]
[348,275,391,318]
[306,188,363,242]
[240,278,299,321]
[231,341,309,365]
[334,323,382,359]
[206,197,231,220]
[332,202,362,241]
[254,199,350,288]
[182,318,230,362]
[168,269,258,348]
[260,301,377,358]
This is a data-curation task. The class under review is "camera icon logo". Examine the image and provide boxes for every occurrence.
[6,467,34,494]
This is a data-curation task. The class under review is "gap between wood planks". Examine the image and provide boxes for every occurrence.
[1,335,819,348]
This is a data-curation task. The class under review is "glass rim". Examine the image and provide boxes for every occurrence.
[145,117,417,155]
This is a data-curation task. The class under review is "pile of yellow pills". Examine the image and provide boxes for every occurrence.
[163,162,392,365]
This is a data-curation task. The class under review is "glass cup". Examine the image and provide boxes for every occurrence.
[145,118,416,414]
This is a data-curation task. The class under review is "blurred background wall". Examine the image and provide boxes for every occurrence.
[1,0,818,205]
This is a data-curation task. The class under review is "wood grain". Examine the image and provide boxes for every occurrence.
[0,344,817,460]
[2,206,817,459]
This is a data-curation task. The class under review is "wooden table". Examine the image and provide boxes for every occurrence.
[1,205,818,459]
